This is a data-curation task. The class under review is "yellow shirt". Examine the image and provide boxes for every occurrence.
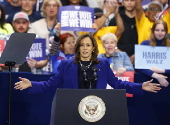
[135,13,154,44]
[162,12,170,33]
[136,13,170,44]
[0,23,14,39]
[79,26,117,54]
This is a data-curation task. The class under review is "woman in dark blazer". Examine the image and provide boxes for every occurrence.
[14,33,161,94]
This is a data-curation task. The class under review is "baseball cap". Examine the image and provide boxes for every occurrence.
[13,12,29,21]
[94,8,103,15]
[148,1,163,11]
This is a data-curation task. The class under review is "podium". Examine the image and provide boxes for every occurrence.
[52,89,129,125]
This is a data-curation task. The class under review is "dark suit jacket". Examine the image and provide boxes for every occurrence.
[30,58,143,95]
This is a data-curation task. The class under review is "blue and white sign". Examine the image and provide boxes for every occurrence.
[58,5,95,32]
[135,45,170,69]
[27,39,46,61]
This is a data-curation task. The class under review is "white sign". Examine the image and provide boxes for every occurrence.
[135,45,170,69]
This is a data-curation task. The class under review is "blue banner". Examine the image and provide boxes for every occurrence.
[27,39,46,61]
[58,5,95,32]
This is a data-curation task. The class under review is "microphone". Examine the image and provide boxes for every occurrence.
[92,66,98,82]
[81,65,88,82]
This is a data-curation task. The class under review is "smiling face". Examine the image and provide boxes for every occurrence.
[148,4,162,22]
[103,38,117,56]
[154,23,166,40]
[79,37,94,61]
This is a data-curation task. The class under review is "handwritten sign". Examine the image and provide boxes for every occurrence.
[107,71,134,97]
[58,5,95,32]
[135,45,170,69]
[27,39,46,61]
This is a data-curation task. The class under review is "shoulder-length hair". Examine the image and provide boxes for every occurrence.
[0,5,8,32]
[41,0,62,17]
[60,33,74,52]
[150,19,170,47]
[61,0,88,6]
[74,33,100,64]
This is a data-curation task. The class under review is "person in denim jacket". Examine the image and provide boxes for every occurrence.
[98,33,134,76]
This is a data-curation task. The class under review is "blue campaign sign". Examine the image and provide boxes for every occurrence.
[135,45,170,69]
[27,39,46,61]
[58,5,95,32]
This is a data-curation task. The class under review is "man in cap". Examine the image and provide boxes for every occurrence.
[12,12,30,33]
[136,0,164,44]
[2,12,47,74]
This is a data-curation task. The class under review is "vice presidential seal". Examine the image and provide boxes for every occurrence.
[78,95,106,122]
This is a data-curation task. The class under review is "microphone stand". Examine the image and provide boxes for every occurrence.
[5,61,16,125]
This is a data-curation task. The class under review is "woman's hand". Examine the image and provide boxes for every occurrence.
[150,67,165,73]
[27,58,37,68]
[14,77,32,90]
[142,79,161,93]
[152,73,169,87]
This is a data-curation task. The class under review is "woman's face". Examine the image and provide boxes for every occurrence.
[154,23,166,40]
[79,37,94,61]
[63,36,75,55]
[69,0,80,5]
[103,38,117,55]
[45,0,58,17]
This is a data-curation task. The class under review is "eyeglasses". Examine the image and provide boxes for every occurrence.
[104,0,113,4]
[94,15,102,19]
[46,4,58,8]
[148,7,161,12]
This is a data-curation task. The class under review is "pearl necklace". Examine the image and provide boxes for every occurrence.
[79,61,92,69]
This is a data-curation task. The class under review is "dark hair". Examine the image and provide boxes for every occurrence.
[150,19,170,47]
[0,5,8,33]
[59,33,74,51]
[61,0,88,6]
[74,33,100,64]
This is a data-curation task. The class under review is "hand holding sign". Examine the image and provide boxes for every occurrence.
[152,73,169,87]
[150,67,165,73]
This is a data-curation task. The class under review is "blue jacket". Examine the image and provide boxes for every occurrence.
[29,58,143,95]
[98,51,134,71]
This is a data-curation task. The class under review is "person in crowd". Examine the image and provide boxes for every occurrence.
[0,5,14,39]
[14,33,160,94]
[51,33,75,73]
[61,0,88,6]
[137,19,170,87]
[2,12,47,74]
[2,0,21,18]
[108,0,137,65]
[135,0,170,44]
[29,0,62,73]
[98,33,134,76]
[6,0,43,24]
[80,3,124,54]
[29,0,62,50]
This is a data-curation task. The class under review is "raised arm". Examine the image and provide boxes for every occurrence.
[95,0,118,29]
[115,12,124,38]
[136,0,144,20]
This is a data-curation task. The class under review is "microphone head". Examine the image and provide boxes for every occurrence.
[81,65,87,71]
